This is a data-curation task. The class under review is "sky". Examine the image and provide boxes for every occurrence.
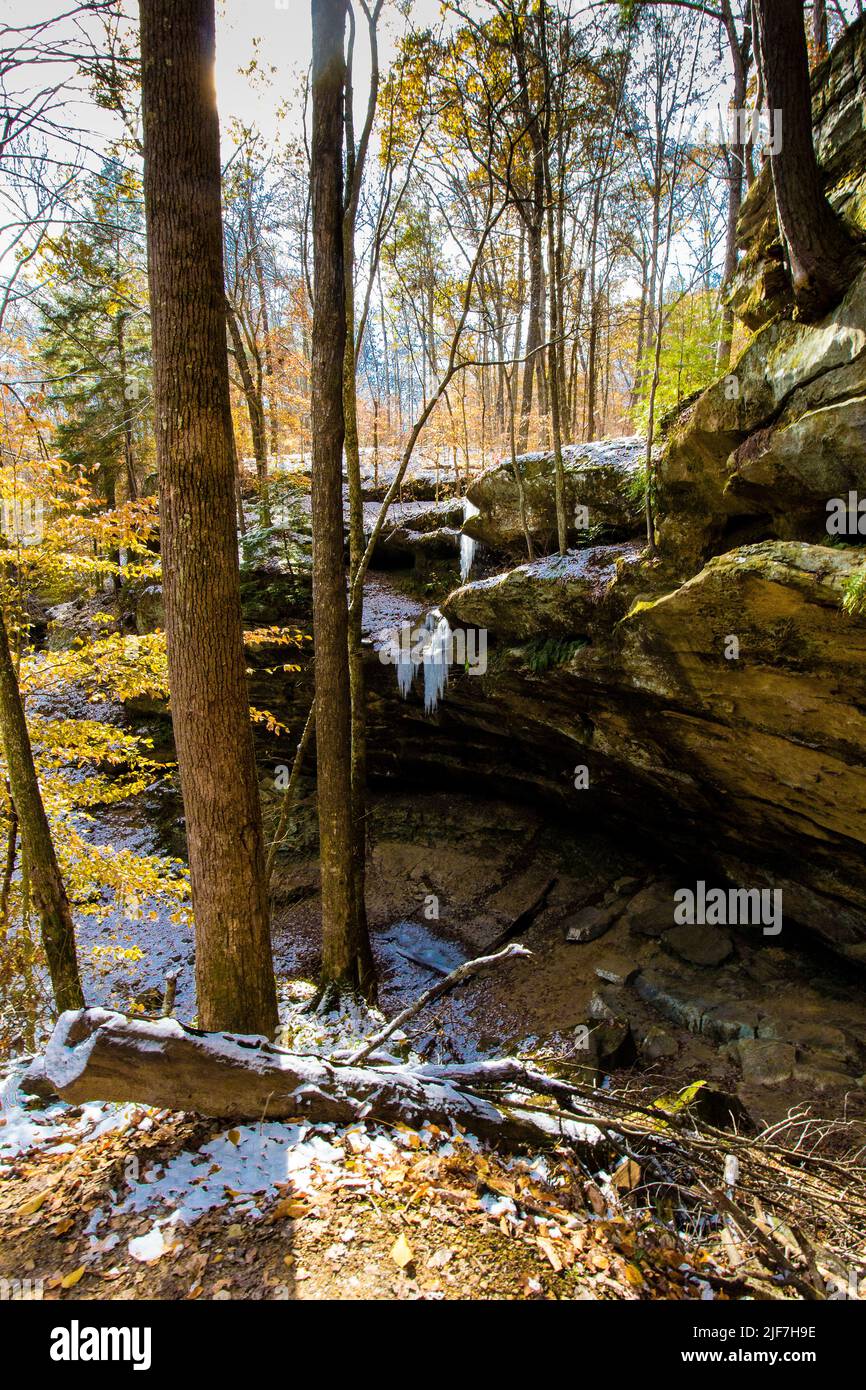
[213,0,463,146]
[0,1,465,172]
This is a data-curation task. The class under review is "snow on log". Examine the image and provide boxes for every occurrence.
[29,1008,606,1152]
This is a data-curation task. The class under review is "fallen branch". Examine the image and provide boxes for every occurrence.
[691,1183,826,1301]
[27,1007,602,1152]
[345,942,532,1066]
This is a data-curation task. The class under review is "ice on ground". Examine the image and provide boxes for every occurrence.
[0,1064,137,1170]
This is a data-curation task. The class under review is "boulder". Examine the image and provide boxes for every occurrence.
[657,266,866,566]
[663,923,733,968]
[441,543,642,641]
[464,438,644,554]
[638,1026,679,1063]
[620,882,678,937]
[370,498,463,567]
[736,1039,796,1086]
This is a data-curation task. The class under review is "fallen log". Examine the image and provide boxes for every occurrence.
[27,1008,607,1152]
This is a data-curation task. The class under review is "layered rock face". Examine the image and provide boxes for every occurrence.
[369,18,866,966]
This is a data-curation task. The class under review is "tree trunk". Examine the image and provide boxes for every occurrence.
[342,276,375,995]
[517,218,544,454]
[227,303,271,525]
[33,1006,605,1156]
[0,608,83,1011]
[754,0,863,320]
[140,0,278,1036]
[811,0,828,56]
[341,3,378,998]
[116,313,139,501]
[716,0,751,372]
[311,0,375,999]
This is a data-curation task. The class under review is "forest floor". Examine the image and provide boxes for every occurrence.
[0,1081,737,1302]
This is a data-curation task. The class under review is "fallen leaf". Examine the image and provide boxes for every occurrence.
[61,1266,85,1289]
[391,1233,414,1269]
[537,1238,562,1273]
[18,1191,49,1216]
[612,1159,641,1191]
[272,1197,311,1221]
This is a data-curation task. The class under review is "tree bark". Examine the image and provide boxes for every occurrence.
[116,312,139,501]
[0,609,83,1011]
[311,0,375,999]
[140,0,278,1036]
[754,0,863,320]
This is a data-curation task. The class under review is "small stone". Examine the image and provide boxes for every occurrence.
[793,1063,854,1091]
[702,1002,761,1041]
[595,1019,635,1068]
[595,955,640,986]
[621,881,678,936]
[639,1026,678,1062]
[737,1038,796,1085]
[589,990,617,1022]
[634,969,712,1032]
[565,902,620,943]
[664,923,733,967]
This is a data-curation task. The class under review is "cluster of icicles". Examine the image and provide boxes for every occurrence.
[396,609,453,715]
[460,496,479,583]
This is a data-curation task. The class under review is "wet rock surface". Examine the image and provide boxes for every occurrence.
[266,791,866,1123]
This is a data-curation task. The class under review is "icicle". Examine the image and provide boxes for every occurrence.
[420,612,451,714]
[460,496,479,583]
[396,653,414,700]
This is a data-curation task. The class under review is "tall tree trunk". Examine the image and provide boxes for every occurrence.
[716,0,751,372]
[754,0,863,320]
[0,609,83,1011]
[247,206,281,461]
[311,0,375,999]
[226,303,271,525]
[811,0,828,55]
[116,313,139,501]
[343,264,374,991]
[540,0,567,553]
[341,0,379,998]
[517,218,544,454]
[140,0,277,1035]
